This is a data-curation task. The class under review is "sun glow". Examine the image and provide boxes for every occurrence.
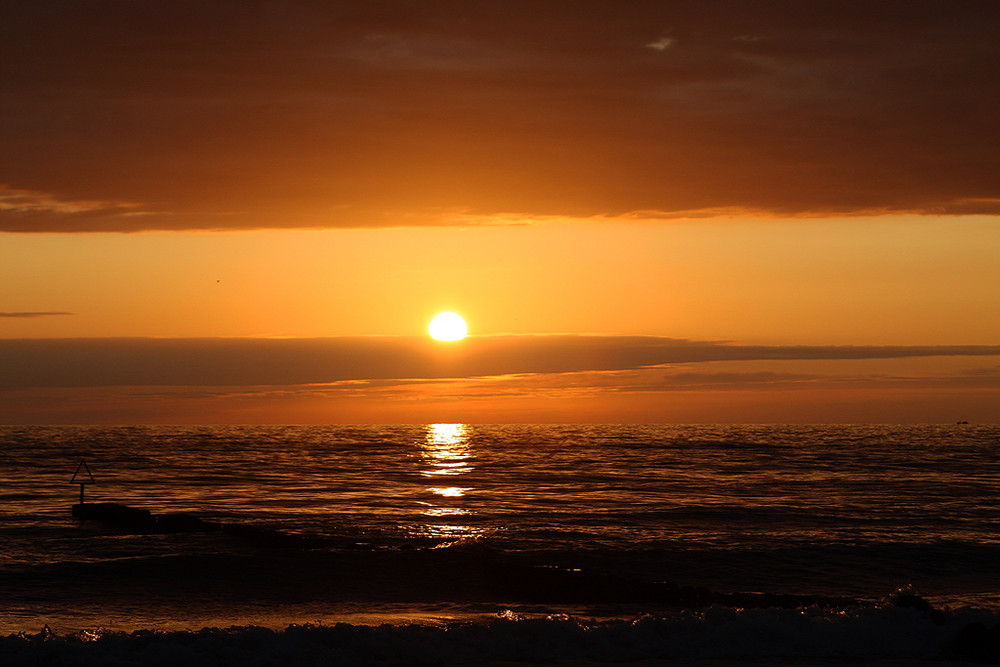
[428,312,468,341]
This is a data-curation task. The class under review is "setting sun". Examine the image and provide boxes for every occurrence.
[3,4,1000,660]
[428,312,468,341]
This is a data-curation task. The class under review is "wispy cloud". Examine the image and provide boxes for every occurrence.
[0,185,158,231]
[0,185,142,216]
[0,311,74,318]
[645,36,674,51]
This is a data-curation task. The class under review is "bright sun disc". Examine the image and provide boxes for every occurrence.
[428,312,468,341]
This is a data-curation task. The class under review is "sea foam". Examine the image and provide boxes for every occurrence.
[4,603,1000,666]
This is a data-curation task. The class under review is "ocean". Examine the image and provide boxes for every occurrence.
[2,423,999,665]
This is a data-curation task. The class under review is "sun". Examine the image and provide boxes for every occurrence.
[428,312,468,341]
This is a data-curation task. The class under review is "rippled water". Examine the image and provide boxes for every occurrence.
[2,423,999,634]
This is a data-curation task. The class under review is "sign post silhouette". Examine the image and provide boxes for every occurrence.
[71,459,95,504]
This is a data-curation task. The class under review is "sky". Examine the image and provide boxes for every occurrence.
[1,1,998,423]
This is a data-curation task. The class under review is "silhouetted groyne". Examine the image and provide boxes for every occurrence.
[72,502,222,533]
[71,502,329,547]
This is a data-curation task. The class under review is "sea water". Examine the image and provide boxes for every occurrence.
[1,423,999,664]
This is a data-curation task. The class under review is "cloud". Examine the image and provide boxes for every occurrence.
[2,1,998,231]
[5,355,998,424]
[293,362,1000,403]
[0,185,156,232]
[2,335,999,390]
[0,185,139,215]
[0,311,74,318]
[645,36,674,51]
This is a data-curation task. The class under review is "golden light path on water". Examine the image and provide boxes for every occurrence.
[416,423,482,540]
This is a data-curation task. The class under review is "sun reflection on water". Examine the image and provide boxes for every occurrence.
[422,424,473,476]
[416,423,482,540]
[423,507,469,517]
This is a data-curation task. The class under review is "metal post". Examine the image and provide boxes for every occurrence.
[71,459,95,506]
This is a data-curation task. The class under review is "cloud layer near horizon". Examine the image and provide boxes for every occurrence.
[3,336,999,390]
[3,1,999,231]
[2,336,998,424]
[0,312,74,319]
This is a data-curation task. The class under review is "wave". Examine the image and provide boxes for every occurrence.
[5,598,1000,666]
[3,538,864,614]
[8,531,1000,614]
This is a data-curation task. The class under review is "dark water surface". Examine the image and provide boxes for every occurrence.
[2,424,999,663]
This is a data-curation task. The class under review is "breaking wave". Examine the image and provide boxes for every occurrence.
[5,599,1000,666]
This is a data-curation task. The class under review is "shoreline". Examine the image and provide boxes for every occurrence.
[5,600,1000,666]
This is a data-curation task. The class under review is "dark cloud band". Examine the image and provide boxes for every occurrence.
[2,1,998,231]
[0,312,74,318]
[2,336,998,390]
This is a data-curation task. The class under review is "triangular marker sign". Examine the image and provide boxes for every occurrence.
[71,459,95,484]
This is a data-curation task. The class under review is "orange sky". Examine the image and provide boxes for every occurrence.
[1,2,998,423]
